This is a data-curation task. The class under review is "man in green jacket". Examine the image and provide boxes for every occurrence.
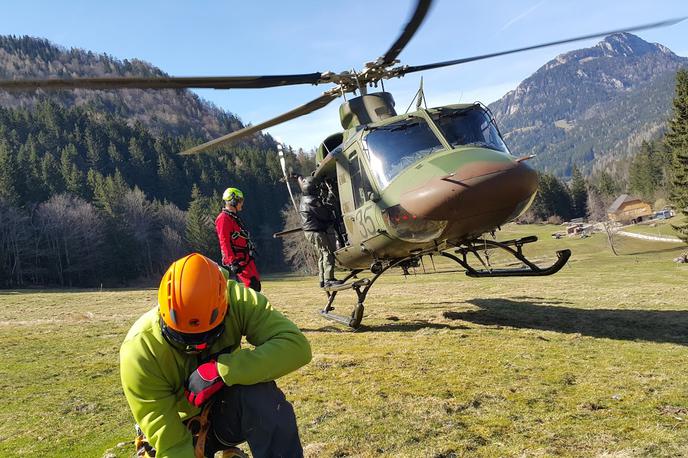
[120,253,312,457]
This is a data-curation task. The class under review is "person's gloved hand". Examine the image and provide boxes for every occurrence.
[229,261,242,275]
[185,360,224,407]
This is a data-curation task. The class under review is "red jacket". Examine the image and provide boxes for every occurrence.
[215,209,255,266]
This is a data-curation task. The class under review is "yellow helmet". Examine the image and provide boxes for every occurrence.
[158,253,227,337]
[222,187,244,206]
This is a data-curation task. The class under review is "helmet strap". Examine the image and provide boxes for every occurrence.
[159,318,225,355]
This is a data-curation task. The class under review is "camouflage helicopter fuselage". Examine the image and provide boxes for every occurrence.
[312,92,538,270]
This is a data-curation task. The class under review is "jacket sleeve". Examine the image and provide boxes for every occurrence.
[215,213,236,265]
[311,202,334,225]
[120,339,195,458]
[216,282,312,386]
[298,198,309,225]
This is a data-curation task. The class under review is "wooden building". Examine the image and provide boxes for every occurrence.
[607,194,652,224]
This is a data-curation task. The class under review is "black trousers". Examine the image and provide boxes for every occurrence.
[204,382,303,458]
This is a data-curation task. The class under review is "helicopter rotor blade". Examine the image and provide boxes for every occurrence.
[402,17,687,74]
[379,0,433,66]
[180,92,338,155]
[0,73,325,92]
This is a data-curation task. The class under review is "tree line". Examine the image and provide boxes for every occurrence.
[0,100,313,287]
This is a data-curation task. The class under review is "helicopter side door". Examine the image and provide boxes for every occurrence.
[335,148,380,267]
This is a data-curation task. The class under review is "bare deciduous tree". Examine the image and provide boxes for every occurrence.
[586,188,609,222]
[0,201,31,287]
[37,194,105,286]
[120,187,157,277]
[280,204,318,275]
[603,221,620,256]
[157,201,189,268]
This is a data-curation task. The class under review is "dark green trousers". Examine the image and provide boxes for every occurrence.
[204,382,303,458]
[305,231,335,283]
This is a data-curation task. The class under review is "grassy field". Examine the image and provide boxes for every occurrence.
[1,224,687,457]
[622,215,686,239]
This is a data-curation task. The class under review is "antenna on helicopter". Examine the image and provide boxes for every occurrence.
[405,77,427,113]
[416,77,427,110]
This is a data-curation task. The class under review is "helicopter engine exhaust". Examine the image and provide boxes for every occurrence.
[340,92,397,129]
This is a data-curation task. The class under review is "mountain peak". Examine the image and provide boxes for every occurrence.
[488,32,687,176]
[597,32,669,57]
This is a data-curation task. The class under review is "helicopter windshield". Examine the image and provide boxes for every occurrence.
[364,118,444,188]
[431,106,510,154]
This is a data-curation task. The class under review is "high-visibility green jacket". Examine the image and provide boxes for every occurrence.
[119,277,312,458]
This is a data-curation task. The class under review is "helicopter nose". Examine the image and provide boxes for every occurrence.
[399,160,538,221]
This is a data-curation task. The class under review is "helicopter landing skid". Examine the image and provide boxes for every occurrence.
[442,236,571,277]
[319,236,570,328]
[320,257,415,329]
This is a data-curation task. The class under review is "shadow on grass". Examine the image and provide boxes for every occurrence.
[302,320,470,333]
[444,297,688,345]
[620,245,686,256]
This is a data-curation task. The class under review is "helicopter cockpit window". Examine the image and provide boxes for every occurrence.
[364,118,444,188]
[431,106,510,154]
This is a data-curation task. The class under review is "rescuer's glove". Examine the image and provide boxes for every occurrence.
[229,261,242,275]
[185,360,224,407]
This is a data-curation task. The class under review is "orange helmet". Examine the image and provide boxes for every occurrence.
[158,253,227,335]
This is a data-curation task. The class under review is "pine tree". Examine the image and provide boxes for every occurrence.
[41,153,64,194]
[665,69,688,243]
[91,169,130,216]
[0,140,20,205]
[156,152,184,203]
[185,185,219,259]
[530,173,574,222]
[59,144,87,197]
[85,127,105,171]
[629,141,663,200]
[597,171,620,198]
[569,166,588,219]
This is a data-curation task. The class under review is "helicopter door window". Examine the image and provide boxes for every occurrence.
[431,106,510,154]
[364,118,444,188]
[349,153,373,209]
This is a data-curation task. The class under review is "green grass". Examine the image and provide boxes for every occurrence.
[1,224,687,457]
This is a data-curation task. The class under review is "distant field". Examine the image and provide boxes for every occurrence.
[622,215,686,239]
[1,224,687,457]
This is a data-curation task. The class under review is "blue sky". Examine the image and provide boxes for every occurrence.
[1,0,687,152]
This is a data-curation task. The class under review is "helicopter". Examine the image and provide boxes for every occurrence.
[0,1,684,328]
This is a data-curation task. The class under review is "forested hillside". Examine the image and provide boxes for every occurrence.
[0,36,314,288]
[0,35,257,142]
[489,33,688,176]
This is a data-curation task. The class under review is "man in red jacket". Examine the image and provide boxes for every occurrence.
[215,187,261,292]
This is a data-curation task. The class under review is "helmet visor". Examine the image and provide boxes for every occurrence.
[161,320,225,353]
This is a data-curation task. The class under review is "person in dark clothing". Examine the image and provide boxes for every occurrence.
[298,176,342,288]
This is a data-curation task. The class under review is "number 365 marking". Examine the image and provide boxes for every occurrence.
[355,206,376,239]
